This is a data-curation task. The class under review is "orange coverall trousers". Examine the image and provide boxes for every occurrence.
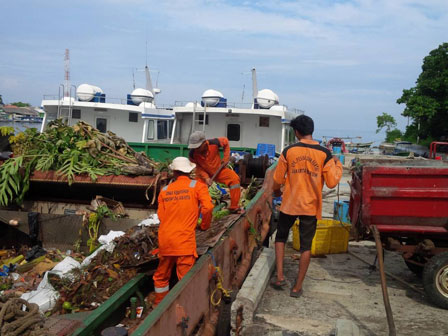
[153,255,196,305]
[215,167,241,210]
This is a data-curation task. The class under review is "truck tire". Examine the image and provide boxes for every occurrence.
[423,252,448,309]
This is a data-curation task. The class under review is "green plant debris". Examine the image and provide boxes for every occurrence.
[213,208,230,220]
[240,176,260,208]
[0,120,159,206]
[0,126,14,136]
[86,205,117,253]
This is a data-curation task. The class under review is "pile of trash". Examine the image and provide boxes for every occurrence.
[1,223,159,317]
[0,247,81,296]
[0,247,80,335]
[49,225,158,314]
[0,120,160,206]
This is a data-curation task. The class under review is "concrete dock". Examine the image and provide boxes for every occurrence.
[240,161,448,336]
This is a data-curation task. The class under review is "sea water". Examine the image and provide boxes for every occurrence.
[0,121,42,133]
[314,128,386,147]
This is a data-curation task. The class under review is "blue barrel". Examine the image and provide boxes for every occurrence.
[333,146,342,154]
[333,200,350,223]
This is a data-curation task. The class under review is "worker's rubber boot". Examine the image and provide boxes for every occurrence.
[153,291,169,307]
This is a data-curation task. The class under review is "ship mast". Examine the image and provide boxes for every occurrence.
[64,49,70,97]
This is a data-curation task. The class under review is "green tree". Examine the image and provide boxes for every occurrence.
[11,102,30,107]
[376,112,397,133]
[397,43,448,144]
[385,129,402,143]
[376,112,402,143]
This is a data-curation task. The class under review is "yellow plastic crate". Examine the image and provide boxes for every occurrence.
[292,219,351,255]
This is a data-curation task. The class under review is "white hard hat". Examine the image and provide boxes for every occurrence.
[169,157,196,173]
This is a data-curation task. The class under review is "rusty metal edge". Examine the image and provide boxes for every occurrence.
[131,163,277,335]
[131,248,212,335]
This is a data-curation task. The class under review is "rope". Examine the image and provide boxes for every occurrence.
[0,296,47,336]
[206,252,232,306]
[210,266,232,306]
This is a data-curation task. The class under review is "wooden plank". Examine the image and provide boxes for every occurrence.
[196,214,241,255]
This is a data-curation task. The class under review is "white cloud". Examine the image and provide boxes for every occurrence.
[2,0,447,136]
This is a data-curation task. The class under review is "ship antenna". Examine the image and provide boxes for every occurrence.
[132,68,136,89]
[64,49,70,97]
[251,68,258,101]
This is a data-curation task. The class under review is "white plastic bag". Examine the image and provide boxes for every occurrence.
[138,214,160,227]
[98,230,125,245]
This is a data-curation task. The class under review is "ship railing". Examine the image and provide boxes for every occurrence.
[42,95,174,108]
[173,101,254,108]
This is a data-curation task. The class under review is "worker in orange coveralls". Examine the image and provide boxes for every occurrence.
[153,157,214,306]
[188,131,241,212]
[271,115,343,298]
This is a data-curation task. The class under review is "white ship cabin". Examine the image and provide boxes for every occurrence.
[169,88,303,152]
[41,68,174,143]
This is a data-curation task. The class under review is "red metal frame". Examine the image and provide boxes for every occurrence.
[429,141,448,159]
[326,138,347,153]
[349,163,448,239]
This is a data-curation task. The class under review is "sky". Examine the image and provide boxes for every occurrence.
[1,0,447,142]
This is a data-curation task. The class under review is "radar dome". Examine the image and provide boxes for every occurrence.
[141,101,156,109]
[131,88,154,105]
[270,105,286,112]
[256,89,279,109]
[77,84,103,102]
[185,102,203,109]
[201,89,224,107]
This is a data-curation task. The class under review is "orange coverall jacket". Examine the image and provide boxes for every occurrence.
[157,176,214,258]
[189,138,231,181]
[273,139,343,219]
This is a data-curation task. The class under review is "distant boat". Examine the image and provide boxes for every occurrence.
[379,141,428,157]
[345,141,373,154]
[41,67,303,151]
[379,142,395,155]
[322,136,372,154]
[40,65,174,143]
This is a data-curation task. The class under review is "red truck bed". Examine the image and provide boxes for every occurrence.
[349,158,448,239]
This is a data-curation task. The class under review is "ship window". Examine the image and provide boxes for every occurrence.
[129,112,138,122]
[96,118,107,133]
[259,116,269,127]
[198,114,209,125]
[157,120,168,140]
[227,124,240,141]
[72,109,81,119]
[147,120,154,140]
